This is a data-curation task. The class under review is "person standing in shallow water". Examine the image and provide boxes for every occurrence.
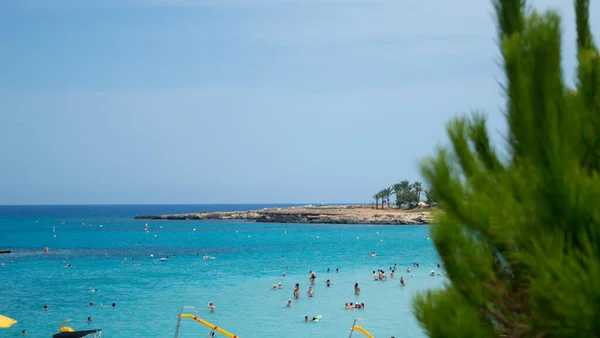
[354,283,360,295]
[293,283,300,299]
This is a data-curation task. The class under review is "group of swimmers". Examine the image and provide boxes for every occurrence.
[373,269,389,280]
[304,316,319,322]
[345,302,365,310]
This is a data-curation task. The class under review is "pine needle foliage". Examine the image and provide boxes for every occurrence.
[413,0,600,337]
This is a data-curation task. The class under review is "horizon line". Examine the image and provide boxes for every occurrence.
[0,202,368,207]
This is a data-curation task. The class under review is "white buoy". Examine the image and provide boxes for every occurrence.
[150,254,154,257]
[193,228,196,231]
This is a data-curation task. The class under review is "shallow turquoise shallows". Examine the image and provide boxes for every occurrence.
[0,205,444,337]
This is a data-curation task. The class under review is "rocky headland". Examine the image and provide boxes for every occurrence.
[134,205,434,225]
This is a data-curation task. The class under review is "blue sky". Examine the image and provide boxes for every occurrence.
[0,0,597,205]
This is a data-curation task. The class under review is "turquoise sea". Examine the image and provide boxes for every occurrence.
[0,205,444,337]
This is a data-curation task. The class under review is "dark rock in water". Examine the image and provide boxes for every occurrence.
[0,249,11,254]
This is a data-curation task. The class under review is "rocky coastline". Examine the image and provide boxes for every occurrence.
[134,205,433,225]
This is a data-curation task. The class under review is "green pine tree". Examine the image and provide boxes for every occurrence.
[413,0,600,337]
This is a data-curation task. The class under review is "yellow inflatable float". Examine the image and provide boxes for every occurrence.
[179,313,240,338]
[351,325,374,338]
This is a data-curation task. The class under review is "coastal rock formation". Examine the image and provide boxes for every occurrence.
[134,206,434,225]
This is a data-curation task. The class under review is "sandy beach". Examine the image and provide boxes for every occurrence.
[134,205,434,225]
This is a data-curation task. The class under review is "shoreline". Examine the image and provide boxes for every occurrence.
[134,205,434,225]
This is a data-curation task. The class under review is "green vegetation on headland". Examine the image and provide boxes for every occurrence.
[413,0,600,337]
[372,180,436,209]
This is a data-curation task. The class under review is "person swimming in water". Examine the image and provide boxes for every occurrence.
[207,302,216,312]
[307,286,314,297]
[373,271,379,281]
[354,283,360,295]
[286,299,292,307]
[400,276,406,286]
[278,283,282,289]
[326,279,332,287]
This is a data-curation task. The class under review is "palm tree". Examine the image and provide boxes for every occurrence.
[372,193,380,209]
[413,182,423,203]
[392,183,403,208]
[395,180,412,209]
[424,189,436,208]
[381,187,393,208]
[377,189,387,208]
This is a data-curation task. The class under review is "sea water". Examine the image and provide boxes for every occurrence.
[0,205,444,337]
